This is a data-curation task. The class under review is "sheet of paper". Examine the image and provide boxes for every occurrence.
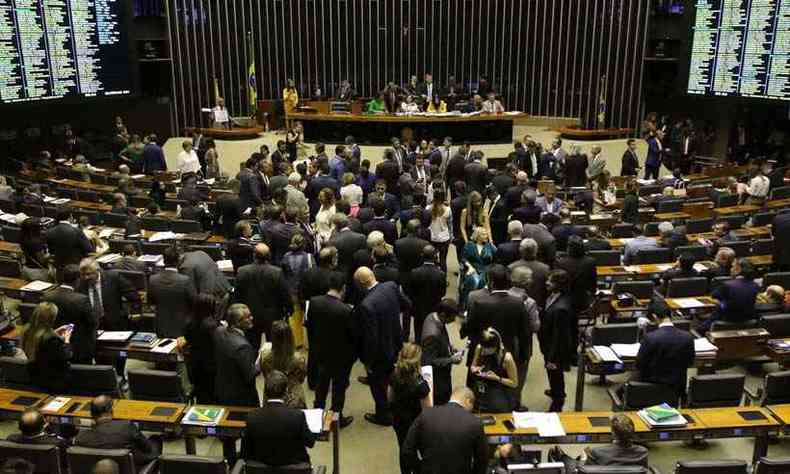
[130,174,146,179]
[302,409,324,434]
[623,265,642,273]
[137,254,163,263]
[98,331,134,342]
[673,297,704,309]
[216,259,234,272]
[693,263,710,273]
[151,338,178,353]
[611,343,641,358]
[592,345,622,363]
[42,397,71,412]
[511,412,566,437]
[148,231,177,242]
[21,280,53,292]
[96,253,122,264]
[694,337,718,353]
[98,228,117,239]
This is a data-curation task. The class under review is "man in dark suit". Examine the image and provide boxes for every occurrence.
[148,247,197,338]
[407,246,448,344]
[238,158,264,212]
[446,144,470,197]
[242,371,316,465]
[267,208,301,265]
[464,152,488,194]
[773,210,790,271]
[307,272,356,427]
[491,164,516,196]
[512,189,542,226]
[43,264,96,364]
[563,150,588,188]
[504,171,530,214]
[540,269,577,412]
[375,151,401,196]
[495,220,523,265]
[401,387,487,474]
[75,395,160,468]
[235,243,291,347]
[7,409,69,451]
[226,220,255,273]
[142,135,167,174]
[354,267,408,426]
[634,298,695,404]
[394,219,430,286]
[363,198,398,244]
[179,249,231,298]
[305,160,340,218]
[214,303,260,407]
[369,179,400,219]
[46,207,94,282]
[330,213,367,277]
[300,246,338,389]
[621,139,640,176]
[509,238,551,310]
[420,299,462,406]
[215,180,244,238]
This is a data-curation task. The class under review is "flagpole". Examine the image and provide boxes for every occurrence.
[247,31,257,118]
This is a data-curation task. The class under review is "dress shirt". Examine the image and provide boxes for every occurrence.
[747,175,770,198]
[481,99,504,113]
[177,150,201,175]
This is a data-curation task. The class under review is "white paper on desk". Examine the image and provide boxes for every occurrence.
[302,409,324,434]
[654,264,674,272]
[131,174,146,179]
[43,196,57,203]
[216,259,234,272]
[203,178,215,185]
[243,207,252,216]
[694,337,718,353]
[21,280,53,292]
[693,263,710,273]
[96,253,122,264]
[511,412,566,437]
[151,338,178,353]
[42,397,70,412]
[611,343,640,358]
[623,265,641,273]
[98,331,134,342]
[137,254,163,263]
[98,228,117,239]
[52,198,71,205]
[592,345,622,363]
[673,297,704,309]
[148,231,177,242]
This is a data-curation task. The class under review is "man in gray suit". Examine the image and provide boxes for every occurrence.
[586,145,607,184]
[214,303,260,407]
[508,238,550,310]
[420,298,463,406]
[507,265,541,403]
[148,247,197,338]
[179,249,231,297]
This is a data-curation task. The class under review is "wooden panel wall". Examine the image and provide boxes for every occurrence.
[166,0,650,134]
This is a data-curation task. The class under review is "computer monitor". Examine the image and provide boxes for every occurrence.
[508,462,565,474]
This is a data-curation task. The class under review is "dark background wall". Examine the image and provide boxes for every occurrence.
[166,0,651,134]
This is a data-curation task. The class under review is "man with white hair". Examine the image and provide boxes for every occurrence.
[495,220,524,265]
[586,145,606,183]
[504,171,531,214]
[509,238,550,309]
[284,172,308,215]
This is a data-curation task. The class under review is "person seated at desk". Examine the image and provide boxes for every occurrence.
[241,370,316,466]
[535,185,563,216]
[702,258,760,332]
[7,409,70,452]
[756,285,787,314]
[74,395,161,468]
[658,221,689,254]
[113,244,146,273]
[633,298,695,405]
[549,414,649,470]
[700,246,736,280]
[585,226,612,251]
[622,225,659,265]
[481,92,504,113]
[659,252,699,295]
[399,95,420,114]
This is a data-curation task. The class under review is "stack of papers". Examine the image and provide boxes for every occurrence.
[183,406,224,426]
[511,412,566,437]
[98,228,118,239]
[148,231,177,242]
[673,298,706,309]
[302,409,324,434]
[98,331,134,343]
[152,338,178,354]
[42,397,71,412]
[96,253,122,264]
[611,343,641,359]
[216,260,234,272]
[694,338,718,356]
[638,403,687,428]
[52,198,71,205]
[20,280,53,292]
[592,346,622,363]
[138,254,164,264]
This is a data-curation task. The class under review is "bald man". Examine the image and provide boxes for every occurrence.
[234,243,291,348]
[354,267,409,426]
[92,459,120,474]
[7,409,68,452]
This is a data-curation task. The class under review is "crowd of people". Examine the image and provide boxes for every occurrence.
[3,108,790,474]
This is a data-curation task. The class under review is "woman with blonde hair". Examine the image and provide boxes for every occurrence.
[459,190,491,243]
[470,327,518,412]
[461,226,496,307]
[314,187,336,245]
[260,320,307,408]
[388,343,431,474]
[21,302,72,393]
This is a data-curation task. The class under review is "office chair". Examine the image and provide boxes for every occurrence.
[656,199,683,213]
[612,281,655,300]
[108,239,142,255]
[1,225,21,243]
[141,241,173,256]
[673,245,709,261]
[746,371,790,406]
[589,250,622,267]
[769,185,790,200]
[607,381,678,411]
[16,302,37,325]
[101,212,129,228]
[159,455,229,474]
[591,323,640,347]
[65,169,85,181]
[72,209,100,225]
[720,240,750,257]
[172,219,203,234]
[764,272,790,291]
[0,440,62,474]
[55,188,78,200]
[752,239,774,256]
[116,270,147,292]
[754,457,790,474]
[710,320,758,332]
[128,369,187,403]
[710,276,733,293]
[666,277,708,298]
[67,447,157,474]
[188,245,224,261]
[639,184,663,197]
[719,215,747,230]
[163,199,189,212]
[610,223,634,238]
[674,460,748,474]
[685,374,745,408]
[685,218,714,234]
[636,248,673,264]
[76,189,100,202]
[0,357,35,391]
[141,216,171,231]
[0,257,21,278]
[230,460,326,474]
[644,222,660,237]
[20,203,44,217]
[753,212,777,227]
[716,194,739,208]
[67,364,121,397]
[760,314,790,338]
[129,195,152,209]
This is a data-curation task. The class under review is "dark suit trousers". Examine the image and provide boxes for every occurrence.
[644,166,659,180]
[368,364,393,419]
[546,367,566,412]
[433,240,450,273]
[314,363,352,414]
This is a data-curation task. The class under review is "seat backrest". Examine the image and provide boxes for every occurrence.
[770,185,790,200]
[710,320,758,332]
[241,461,314,474]
[72,209,100,226]
[591,323,639,346]
[141,242,173,256]
[721,240,750,257]
[686,218,714,234]
[639,184,663,197]
[76,190,99,203]
[577,466,647,473]
[589,250,621,267]
[2,225,21,243]
[636,247,672,264]
[643,222,660,237]
[753,212,778,228]
[163,199,189,212]
[56,188,77,200]
[623,381,677,410]
[0,357,34,390]
[716,194,739,208]
[116,270,147,292]
[752,239,774,256]
[675,460,748,474]
[0,440,62,474]
[20,203,44,217]
[160,455,228,474]
[755,457,790,474]
[101,213,129,229]
[0,256,21,278]
[761,314,790,338]
[764,272,790,291]
[188,245,224,261]
[657,199,684,213]
[129,195,152,209]
[666,277,709,298]
[612,281,655,300]
[128,369,185,403]
[67,447,135,474]
[720,215,747,230]
[687,374,745,408]
[673,245,709,261]
[67,364,120,397]
[763,371,790,405]
[172,220,203,234]
[108,239,142,255]
[141,217,171,231]
[17,303,38,325]
[710,276,733,293]
[610,223,633,238]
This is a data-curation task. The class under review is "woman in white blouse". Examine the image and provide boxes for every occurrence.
[176,140,201,176]
[314,188,337,246]
[426,189,453,271]
[747,166,770,205]
[340,172,363,217]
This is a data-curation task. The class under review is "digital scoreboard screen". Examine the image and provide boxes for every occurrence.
[687,0,790,100]
[0,0,132,104]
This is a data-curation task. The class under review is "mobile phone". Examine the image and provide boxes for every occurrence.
[503,420,516,432]
[157,339,173,347]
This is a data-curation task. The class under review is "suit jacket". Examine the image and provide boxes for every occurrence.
[587,443,649,467]
[491,174,515,197]
[77,270,140,332]
[267,221,300,265]
[298,266,332,302]
[401,403,487,474]
[234,262,291,337]
[445,155,468,189]
[773,212,790,268]
[522,223,556,264]
[148,270,197,338]
[43,287,96,363]
[238,168,263,210]
[508,259,550,309]
[636,324,695,398]
[420,314,453,405]
[242,401,315,465]
[363,217,398,245]
[587,154,606,180]
[495,239,521,266]
[213,326,260,406]
[555,255,597,312]
[75,419,158,467]
[45,222,93,269]
[179,250,231,297]
[539,293,576,368]
[215,193,243,238]
[621,149,640,176]
[142,143,167,173]
[306,294,356,368]
[504,184,528,213]
[564,154,589,187]
[394,235,430,283]
[512,204,542,226]
[465,290,531,363]
[226,237,255,273]
[375,161,400,195]
[355,281,405,369]
[407,263,447,319]
[464,161,488,194]
[331,228,367,275]
[306,175,340,217]
[646,136,664,168]
[711,277,760,323]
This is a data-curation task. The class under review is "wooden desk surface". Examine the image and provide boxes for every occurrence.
[766,198,790,210]
[714,205,761,217]
[766,404,790,424]
[288,111,527,123]
[611,296,718,312]
[0,241,21,255]
[49,178,116,194]
[0,389,49,414]
[692,407,780,430]
[654,212,691,221]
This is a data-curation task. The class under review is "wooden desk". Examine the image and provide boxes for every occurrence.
[691,407,779,462]
[766,198,790,211]
[653,212,691,221]
[714,205,761,217]
[48,178,116,194]
[0,277,56,301]
[598,256,772,280]
[611,296,718,313]
[42,396,186,434]
[0,241,22,256]
[0,389,50,420]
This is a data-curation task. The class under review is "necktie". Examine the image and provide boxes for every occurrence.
[91,285,104,320]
